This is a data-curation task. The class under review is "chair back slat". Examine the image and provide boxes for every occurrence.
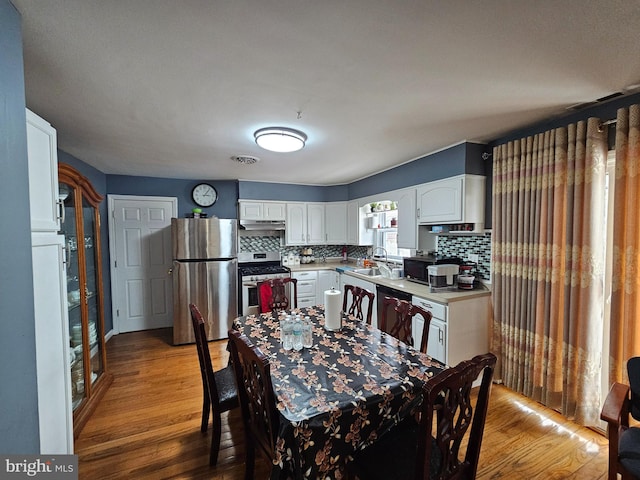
[379,297,432,353]
[258,278,298,314]
[228,329,280,468]
[342,284,375,324]
[190,304,220,401]
[417,352,497,480]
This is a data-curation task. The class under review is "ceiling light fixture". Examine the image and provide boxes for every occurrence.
[254,127,307,153]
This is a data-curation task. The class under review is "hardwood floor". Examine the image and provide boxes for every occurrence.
[76,328,610,479]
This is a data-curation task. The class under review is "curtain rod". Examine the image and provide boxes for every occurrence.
[598,119,617,132]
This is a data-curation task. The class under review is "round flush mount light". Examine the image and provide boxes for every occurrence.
[254,127,307,153]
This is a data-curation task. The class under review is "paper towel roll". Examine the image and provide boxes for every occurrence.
[324,288,342,331]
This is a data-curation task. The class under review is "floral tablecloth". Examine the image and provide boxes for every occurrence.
[233,306,445,480]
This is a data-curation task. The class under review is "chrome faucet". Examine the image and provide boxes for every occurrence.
[372,247,388,265]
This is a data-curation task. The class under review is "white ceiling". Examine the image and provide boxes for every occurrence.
[12,0,640,185]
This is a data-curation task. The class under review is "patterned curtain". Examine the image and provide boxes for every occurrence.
[492,118,607,425]
[609,104,640,384]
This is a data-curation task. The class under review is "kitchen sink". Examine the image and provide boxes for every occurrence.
[353,268,382,277]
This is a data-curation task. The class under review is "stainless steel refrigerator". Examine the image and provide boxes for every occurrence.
[171,217,238,345]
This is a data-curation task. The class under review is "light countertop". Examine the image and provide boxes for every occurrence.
[287,259,491,304]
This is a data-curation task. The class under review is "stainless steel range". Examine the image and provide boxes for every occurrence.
[238,251,290,316]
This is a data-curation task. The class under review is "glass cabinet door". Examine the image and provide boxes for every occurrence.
[82,195,104,386]
[59,181,86,410]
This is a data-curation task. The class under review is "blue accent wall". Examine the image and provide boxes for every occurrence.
[0,0,40,453]
[348,142,490,199]
[238,181,348,202]
[107,175,239,218]
[58,151,114,332]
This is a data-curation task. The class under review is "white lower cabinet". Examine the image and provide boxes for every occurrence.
[426,319,447,364]
[292,271,318,308]
[318,270,340,297]
[412,294,490,377]
[32,233,73,453]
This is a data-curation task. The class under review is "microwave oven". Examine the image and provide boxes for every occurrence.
[403,256,437,285]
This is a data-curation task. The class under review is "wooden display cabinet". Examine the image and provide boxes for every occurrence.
[58,163,113,437]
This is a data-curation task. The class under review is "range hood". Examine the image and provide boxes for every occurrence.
[239,220,286,231]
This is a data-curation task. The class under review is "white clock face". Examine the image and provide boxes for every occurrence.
[192,183,217,207]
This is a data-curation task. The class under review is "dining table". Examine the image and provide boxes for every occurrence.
[232,305,446,480]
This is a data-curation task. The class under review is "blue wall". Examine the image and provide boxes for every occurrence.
[0,0,40,453]
[108,176,239,219]
[238,181,348,202]
[348,141,490,199]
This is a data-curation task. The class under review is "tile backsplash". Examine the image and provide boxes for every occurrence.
[239,232,492,281]
[238,234,367,259]
[436,233,491,281]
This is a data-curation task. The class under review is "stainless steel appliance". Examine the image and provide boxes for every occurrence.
[171,218,238,345]
[238,251,290,316]
[403,255,437,285]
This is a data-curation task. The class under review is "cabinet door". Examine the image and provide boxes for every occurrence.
[286,203,307,245]
[307,203,326,244]
[417,177,463,223]
[239,201,263,220]
[263,202,286,220]
[317,270,340,297]
[396,188,417,249]
[325,202,347,244]
[426,318,447,364]
[27,109,60,232]
[346,201,358,245]
[32,234,73,453]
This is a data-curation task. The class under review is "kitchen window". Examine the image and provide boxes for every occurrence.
[373,209,410,260]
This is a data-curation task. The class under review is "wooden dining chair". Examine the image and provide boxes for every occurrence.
[228,329,280,480]
[379,296,432,353]
[342,284,376,324]
[257,277,298,314]
[189,304,239,466]
[601,357,640,480]
[348,352,497,480]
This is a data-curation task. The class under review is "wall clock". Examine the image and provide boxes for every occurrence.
[191,183,217,207]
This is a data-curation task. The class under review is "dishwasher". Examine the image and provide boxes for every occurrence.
[376,284,412,339]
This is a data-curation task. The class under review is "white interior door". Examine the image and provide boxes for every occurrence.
[109,195,177,333]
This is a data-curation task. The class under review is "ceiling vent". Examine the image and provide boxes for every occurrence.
[232,155,260,165]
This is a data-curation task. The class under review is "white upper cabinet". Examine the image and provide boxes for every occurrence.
[263,202,286,220]
[347,201,374,246]
[396,188,417,249]
[417,174,485,225]
[286,202,326,245]
[27,109,60,232]
[239,200,286,221]
[325,202,347,244]
[306,203,326,244]
[286,203,307,244]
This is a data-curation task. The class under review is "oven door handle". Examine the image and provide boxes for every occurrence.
[243,281,258,288]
